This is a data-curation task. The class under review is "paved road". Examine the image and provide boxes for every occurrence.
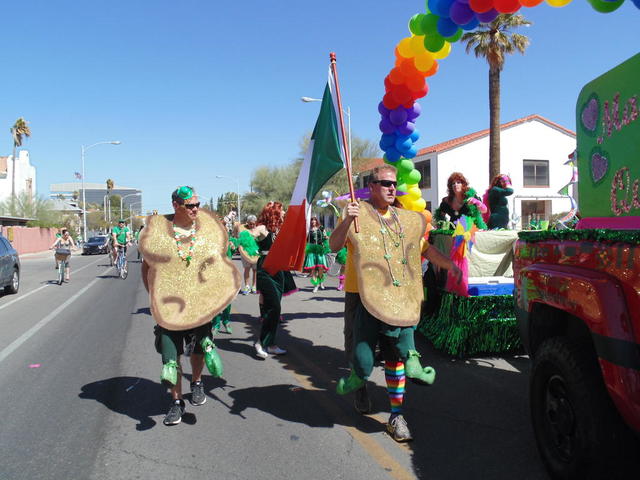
[0,250,548,480]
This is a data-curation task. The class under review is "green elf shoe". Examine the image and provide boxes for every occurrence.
[405,350,436,385]
[336,369,365,395]
[223,322,233,334]
[201,337,224,378]
[161,360,179,386]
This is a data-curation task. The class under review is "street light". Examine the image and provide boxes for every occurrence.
[301,96,351,163]
[215,175,241,222]
[81,140,121,242]
[120,193,141,219]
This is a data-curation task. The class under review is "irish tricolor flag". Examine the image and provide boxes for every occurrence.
[262,68,347,275]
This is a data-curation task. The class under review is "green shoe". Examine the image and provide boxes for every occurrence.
[336,369,366,395]
[161,360,179,386]
[405,350,436,385]
[201,337,224,378]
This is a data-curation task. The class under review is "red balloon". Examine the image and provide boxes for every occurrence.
[384,76,393,93]
[520,0,543,5]
[389,68,406,85]
[383,93,400,110]
[469,0,494,13]
[413,82,429,99]
[406,74,425,92]
[399,58,419,77]
[391,85,412,104]
[494,0,521,13]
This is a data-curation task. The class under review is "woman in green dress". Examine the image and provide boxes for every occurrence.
[303,217,329,292]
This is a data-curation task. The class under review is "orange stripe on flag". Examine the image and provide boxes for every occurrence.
[262,202,308,276]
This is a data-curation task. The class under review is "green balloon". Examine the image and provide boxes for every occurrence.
[407,169,422,185]
[397,183,408,193]
[445,29,463,43]
[424,33,445,53]
[587,0,624,13]
[420,13,439,36]
[409,14,425,35]
[399,159,414,174]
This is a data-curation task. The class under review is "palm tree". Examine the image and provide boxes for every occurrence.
[106,179,114,222]
[9,117,32,205]
[462,14,531,180]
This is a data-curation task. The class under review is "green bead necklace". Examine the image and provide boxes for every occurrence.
[173,222,196,266]
[376,206,407,287]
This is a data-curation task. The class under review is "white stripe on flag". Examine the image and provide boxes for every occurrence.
[290,139,314,205]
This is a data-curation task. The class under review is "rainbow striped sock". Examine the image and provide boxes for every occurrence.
[385,361,405,414]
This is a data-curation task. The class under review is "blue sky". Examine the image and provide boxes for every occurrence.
[1,0,638,213]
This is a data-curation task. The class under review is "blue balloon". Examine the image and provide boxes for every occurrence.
[631,0,640,7]
[437,16,458,37]
[395,136,413,154]
[380,133,395,149]
[385,149,402,162]
[404,145,418,159]
[461,16,479,31]
[428,0,454,17]
[410,130,420,143]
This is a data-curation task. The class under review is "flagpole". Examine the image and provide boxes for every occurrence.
[329,52,359,233]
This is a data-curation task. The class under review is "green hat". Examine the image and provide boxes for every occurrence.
[118,219,125,223]
[176,186,194,200]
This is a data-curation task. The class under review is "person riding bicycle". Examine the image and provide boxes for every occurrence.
[50,229,76,282]
[111,220,131,264]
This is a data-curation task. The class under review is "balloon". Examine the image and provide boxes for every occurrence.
[399,58,419,77]
[437,16,459,37]
[397,37,415,58]
[389,68,406,85]
[379,118,396,134]
[379,134,395,149]
[391,85,412,104]
[429,0,455,17]
[520,0,543,5]
[378,102,390,116]
[469,0,494,13]
[420,13,440,35]
[414,52,435,72]
[424,33,445,53]
[495,0,522,12]
[450,1,475,25]
[395,136,413,153]
[412,82,429,100]
[397,121,416,136]
[410,35,427,56]
[545,0,572,6]
[476,8,499,22]
[445,28,463,42]
[389,107,408,126]
[407,102,422,120]
[404,145,418,158]
[410,130,421,142]
[397,195,412,209]
[408,186,422,200]
[414,198,427,211]
[424,60,439,77]
[398,159,414,173]
[383,93,400,110]
[407,169,422,184]
[409,14,426,35]
[586,0,623,11]
[433,41,451,60]
[461,16,480,30]
[397,183,408,193]
[385,149,402,162]
[632,0,640,9]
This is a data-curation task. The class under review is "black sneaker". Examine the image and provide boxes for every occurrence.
[163,399,185,426]
[387,413,413,442]
[190,381,206,406]
[354,384,372,415]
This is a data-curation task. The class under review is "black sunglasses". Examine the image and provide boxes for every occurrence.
[371,180,397,188]
[184,202,200,210]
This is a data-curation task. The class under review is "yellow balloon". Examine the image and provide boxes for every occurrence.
[546,0,572,6]
[410,35,426,56]
[433,41,451,60]
[414,52,435,72]
[413,198,427,211]
[397,37,415,59]
[408,187,422,200]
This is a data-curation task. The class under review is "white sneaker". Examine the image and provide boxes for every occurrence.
[254,342,269,359]
[312,285,319,293]
[319,283,325,290]
[267,345,287,355]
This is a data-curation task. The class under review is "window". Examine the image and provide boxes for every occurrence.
[415,160,431,189]
[426,201,432,212]
[523,160,549,187]
[362,174,373,187]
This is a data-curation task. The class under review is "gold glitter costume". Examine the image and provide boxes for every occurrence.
[347,202,426,327]
[139,210,241,331]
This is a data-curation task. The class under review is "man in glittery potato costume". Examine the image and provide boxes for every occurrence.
[140,186,241,426]
[330,165,460,442]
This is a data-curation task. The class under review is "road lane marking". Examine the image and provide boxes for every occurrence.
[0,255,106,313]
[0,268,112,364]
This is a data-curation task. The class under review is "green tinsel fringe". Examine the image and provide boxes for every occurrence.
[418,293,521,357]
[237,230,259,256]
[518,229,640,245]
[335,247,348,265]
[306,243,326,255]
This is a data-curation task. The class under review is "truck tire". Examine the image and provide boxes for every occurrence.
[530,337,632,479]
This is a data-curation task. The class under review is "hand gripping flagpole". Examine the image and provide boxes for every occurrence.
[330,52,359,233]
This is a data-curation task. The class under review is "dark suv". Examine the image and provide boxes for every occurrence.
[0,234,20,294]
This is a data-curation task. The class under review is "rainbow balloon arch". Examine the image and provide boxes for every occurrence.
[377,0,637,212]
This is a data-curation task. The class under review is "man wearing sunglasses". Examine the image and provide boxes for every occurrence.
[140,186,240,426]
[330,165,460,442]
[111,219,131,264]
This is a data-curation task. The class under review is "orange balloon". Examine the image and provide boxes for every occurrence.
[399,58,419,77]
[520,0,543,5]
[423,60,439,77]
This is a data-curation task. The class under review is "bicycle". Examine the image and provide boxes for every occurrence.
[115,245,128,279]
[55,249,71,285]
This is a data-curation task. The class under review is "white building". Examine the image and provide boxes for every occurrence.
[0,150,36,203]
[358,115,577,228]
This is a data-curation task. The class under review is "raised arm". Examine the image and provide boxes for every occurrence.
[329,201,359,252]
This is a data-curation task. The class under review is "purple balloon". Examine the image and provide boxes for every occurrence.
[461,16,479,31]
[450,1,475,26]
[378,101,390,117]
[407,102,422,120]
[379,118,396,134]
[476,8,498,23]
[397,121,416,136]
[389,107,408,126]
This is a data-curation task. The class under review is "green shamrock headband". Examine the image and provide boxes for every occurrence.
[176,186,194,200]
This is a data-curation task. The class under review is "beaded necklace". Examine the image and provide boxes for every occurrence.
[375,206,407,287]
[173,221,196,266]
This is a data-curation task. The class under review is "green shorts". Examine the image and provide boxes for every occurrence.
[154,323,211,364]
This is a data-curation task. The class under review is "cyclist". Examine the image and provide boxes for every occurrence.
[111,219,132,265]
[50,229,76,282]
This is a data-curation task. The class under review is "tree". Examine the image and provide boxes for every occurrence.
[9,117,31,206]
[105,179,114,222]
[462,14,531,180]
[0,192,62,227]
[216,192,239,217]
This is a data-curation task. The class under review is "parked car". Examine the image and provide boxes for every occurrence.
[0,234,20,294]
[82,235,109,255]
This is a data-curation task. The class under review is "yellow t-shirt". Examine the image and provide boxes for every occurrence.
[342,208,429,294]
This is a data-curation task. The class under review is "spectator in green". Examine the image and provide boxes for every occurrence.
[111,220,131,264]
